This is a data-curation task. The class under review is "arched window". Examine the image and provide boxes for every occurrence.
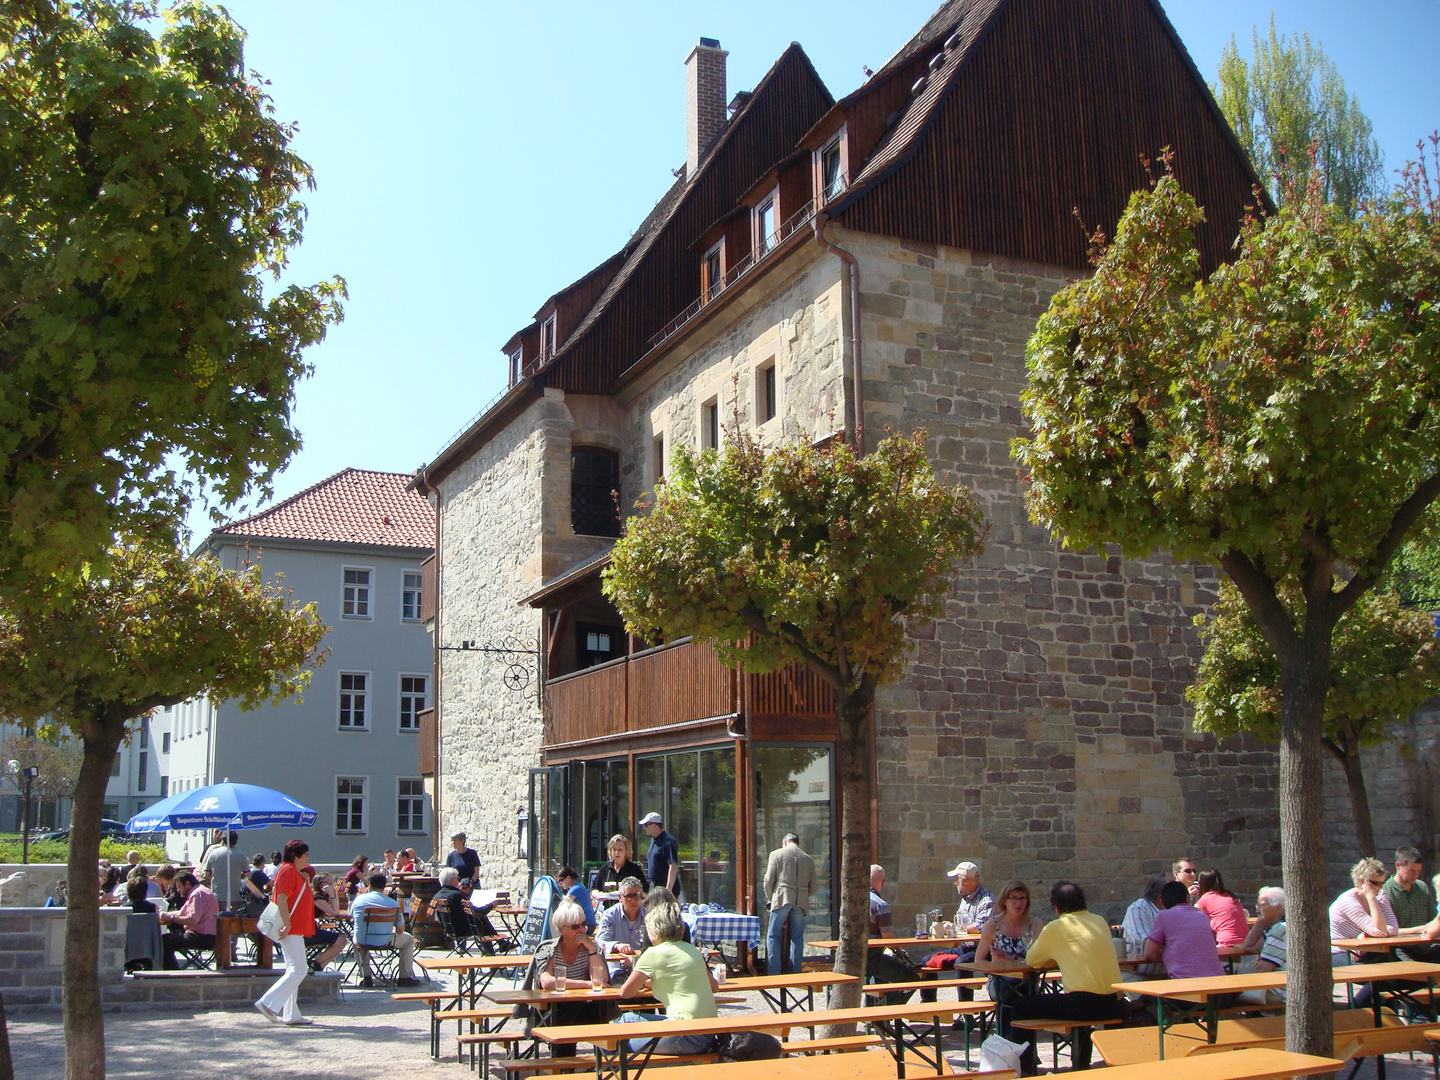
[571,447,620,537]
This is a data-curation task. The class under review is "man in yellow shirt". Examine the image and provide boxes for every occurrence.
[1010,881,1125,1072]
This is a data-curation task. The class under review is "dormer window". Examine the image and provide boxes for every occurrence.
[755,195,777,255]
[508,347,523,385]
[540,314,557,360]
[703,242,723,302]
[819,134,845,200]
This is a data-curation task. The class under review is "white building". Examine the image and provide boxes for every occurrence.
[166,469,435,866]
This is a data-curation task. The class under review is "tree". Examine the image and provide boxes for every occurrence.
[1213,17,1384,215]
[603,431,984,1013]
[0,728,84,811]
[0,540,327,1080]
[1189,582,1440,857]
[1011,145,1440,1057]
[0,0,344,601]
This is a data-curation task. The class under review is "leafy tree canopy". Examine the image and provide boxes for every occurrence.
[603,431,985,696]
[0,0,345,599]
[1214,16,1384,214]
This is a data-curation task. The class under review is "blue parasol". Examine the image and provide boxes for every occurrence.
[127,781,317,833]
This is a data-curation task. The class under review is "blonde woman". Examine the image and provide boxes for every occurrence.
[616,896,717,1054]
[591,834,650,894]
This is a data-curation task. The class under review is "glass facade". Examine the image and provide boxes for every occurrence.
[634,746,735,906]
[754,745,834,948]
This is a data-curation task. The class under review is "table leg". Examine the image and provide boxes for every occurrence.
[1157,996,1166,1061]
[1206,994,1219,1043]
[216,924,231,971]
[258,935,273,969]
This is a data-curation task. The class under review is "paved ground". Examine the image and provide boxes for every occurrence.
[8,975,1437,1078]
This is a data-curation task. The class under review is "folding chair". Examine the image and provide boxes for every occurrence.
[354,908,402,987]
[435,902,477,957]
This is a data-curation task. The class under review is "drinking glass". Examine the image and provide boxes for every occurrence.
[915,913,928,937]
[554,972,568,993]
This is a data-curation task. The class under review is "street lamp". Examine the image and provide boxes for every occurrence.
[19,765,39,865]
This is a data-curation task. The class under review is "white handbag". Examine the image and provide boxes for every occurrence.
[256,884,304,944]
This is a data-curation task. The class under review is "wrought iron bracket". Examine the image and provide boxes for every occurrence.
[439,636,539,692]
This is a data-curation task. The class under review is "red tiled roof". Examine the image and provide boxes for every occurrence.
[215,469,434,550]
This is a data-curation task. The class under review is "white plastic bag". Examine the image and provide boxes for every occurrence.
[977,1032,1029,1074]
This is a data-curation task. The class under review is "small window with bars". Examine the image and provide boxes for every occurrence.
[339,672,368,730]
[571,447,621,538]
[336,777,365,834]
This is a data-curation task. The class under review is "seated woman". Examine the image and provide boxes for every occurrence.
[126,874,158,914]
[974,880,1044,1046]
[615,895,718,1055]
[1194,870,1249,946]
[299,868,351,973]
[591,834,650,895]
[241,853,271,917]
[527,898,610,1057]
[344,855,370,898]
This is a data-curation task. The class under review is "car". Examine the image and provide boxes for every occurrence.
[35,819,135,843]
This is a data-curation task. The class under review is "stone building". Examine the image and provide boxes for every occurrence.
[415,0,1424,945]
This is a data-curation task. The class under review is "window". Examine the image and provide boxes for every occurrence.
[398,778,425,834]
[102,803,119,820]
[651,433,666,484]
[136,752,147,792]
[703,243,723,302]
[576,622,625,668]
[757,361,777,424]
[571,447,621,537]
[701,398,719,451]
[111,756,121,778]
[819,136,844,200]
[342,567,371,619]
[399,674,428,732]
[755,197,776,254]
[139,726,148,750]
[339,672,369,730]
[509,347,523,385]
[162,732,170,753]
[402,571,423,621]
[160,775,169,798]
[336,777,365,834]
[540,314,557,360]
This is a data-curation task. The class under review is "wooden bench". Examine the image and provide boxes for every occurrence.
[1092,1010,1425,1066]
[1010,1016,1126,1070]
[447,1005,519,1065]
[389,989,466,1059]
[859,978,988,996]
[551,1054,1015,1080]
[1187,1020,1440,1067]
[779,1035,884,1054]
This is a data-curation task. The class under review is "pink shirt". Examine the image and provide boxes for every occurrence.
[1195,891,1249,946]
[176,884,220,937]
[1329,888,1397,953]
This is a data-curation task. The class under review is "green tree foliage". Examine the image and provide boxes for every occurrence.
[0,1,345,600]
[0,539,327,1080]
[604,431,984,1013]
[1189,582,1440,857]
[1012,146,1440,1057]
[1213,16,1384,214]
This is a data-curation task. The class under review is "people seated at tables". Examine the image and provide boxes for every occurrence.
[300,867,351,972]
[1330,856,1399,958]
[1173,856,1200,902]
[597,877,650,982]
[1194,870,1249,946]
[1144,880,1226,981]
[100,864,124,905]
[379,848,397,878]
[446,831,482,891]
[920,860,992,1003]
[1011,881,1126,1072]
[154,864,180,909]
[350,871,421,987]
[160,870,219,969]
[434,866,505,949]
[344,855,370,898]
[1237,887,1287,1005]
[126,875,158,914]
[558,866,597,931]
[1121,872,1169,976]
[1384,845,1440,961]
[242,853,271,914]
[397,848,417,873]
[522,898,612,1056]
[616,893,719,1055]
[591,833,650,895]
[865,865,915,1002]
[127,865,162,901]
[266,851,282,880]
[974,879,1044,1047]
[868,864,894,938]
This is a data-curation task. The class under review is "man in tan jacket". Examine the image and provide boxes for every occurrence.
[763,833,816,975]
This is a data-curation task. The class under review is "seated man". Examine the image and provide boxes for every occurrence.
[1383,846,1440,961]
[159,871,219,969]
[1237,887,1286,1005]
[433,867,505,950]
[1121,872,1169,977]
[921,860,992,1003]
[349,871,420,987]
[1011,881,1126,1072]
[596,877,649,983]
[865,865,916,1003]
[558,866,597,931]
[1144,880,1226,984]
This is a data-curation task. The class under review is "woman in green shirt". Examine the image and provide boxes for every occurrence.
[616,895,718,1054]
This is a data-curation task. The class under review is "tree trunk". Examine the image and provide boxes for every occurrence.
[63,728,123,1080]
[1279,657,1336,1059]
[0,990,13,1080]
[823,690,874,1032]
[1340,746,1376,859]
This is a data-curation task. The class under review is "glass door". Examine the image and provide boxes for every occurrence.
[754,745,834,952]
[528,765,569,888]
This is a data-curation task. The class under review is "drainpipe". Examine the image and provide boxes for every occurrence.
[812,212,864,454]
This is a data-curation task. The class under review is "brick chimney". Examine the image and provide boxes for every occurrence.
[685,37,728,180]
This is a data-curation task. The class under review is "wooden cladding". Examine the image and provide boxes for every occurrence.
[417,707,436,777]
[543,638,832,749]
[420,554,436,624]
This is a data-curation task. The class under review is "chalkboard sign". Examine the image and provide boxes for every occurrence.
[520,875,559,955]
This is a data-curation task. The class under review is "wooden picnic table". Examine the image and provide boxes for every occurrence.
[1333,934,1434,954]
[1082,1047,1342,1079]
[724,970,859,1012]
[417,952,532,1006]
[534,999,993,1080]
[810,935,981,950]
[214,915,272,970]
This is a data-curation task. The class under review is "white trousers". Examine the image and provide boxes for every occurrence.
[258,934,309,1021]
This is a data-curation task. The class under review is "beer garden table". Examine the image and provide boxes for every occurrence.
[416,952,533,1006]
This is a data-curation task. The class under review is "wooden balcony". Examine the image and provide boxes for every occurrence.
[417,707,436,776]
[543,638,833,750]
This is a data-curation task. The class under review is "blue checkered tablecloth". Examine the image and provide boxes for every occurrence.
[682,911,761,946]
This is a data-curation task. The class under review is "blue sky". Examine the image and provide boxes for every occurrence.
[191,0,1439,538]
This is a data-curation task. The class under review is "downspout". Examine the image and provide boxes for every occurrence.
[812,212,864,453]
[419,463,443,862]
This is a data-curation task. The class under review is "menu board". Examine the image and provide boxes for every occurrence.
[520,875,559,955]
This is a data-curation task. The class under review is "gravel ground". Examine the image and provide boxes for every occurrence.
[8,973,1437,1079]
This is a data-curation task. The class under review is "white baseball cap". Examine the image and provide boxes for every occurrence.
[947,861,980,878]
[638,812,664,827]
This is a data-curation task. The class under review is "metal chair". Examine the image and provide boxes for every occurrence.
[354,908,402,986]
[435,901,478,957]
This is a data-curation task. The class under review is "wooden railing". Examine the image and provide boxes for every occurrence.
[417,707,435,776]
[543,638,831,748]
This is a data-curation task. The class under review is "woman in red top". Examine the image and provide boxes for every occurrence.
[1194,870,1250,946]
[256,839,316,1025]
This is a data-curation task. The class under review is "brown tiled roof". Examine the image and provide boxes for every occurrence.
[214,469,434,550]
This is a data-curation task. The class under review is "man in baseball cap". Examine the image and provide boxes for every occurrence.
[639,813,681,899]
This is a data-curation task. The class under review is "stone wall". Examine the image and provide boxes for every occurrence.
[840,225,1284,925]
